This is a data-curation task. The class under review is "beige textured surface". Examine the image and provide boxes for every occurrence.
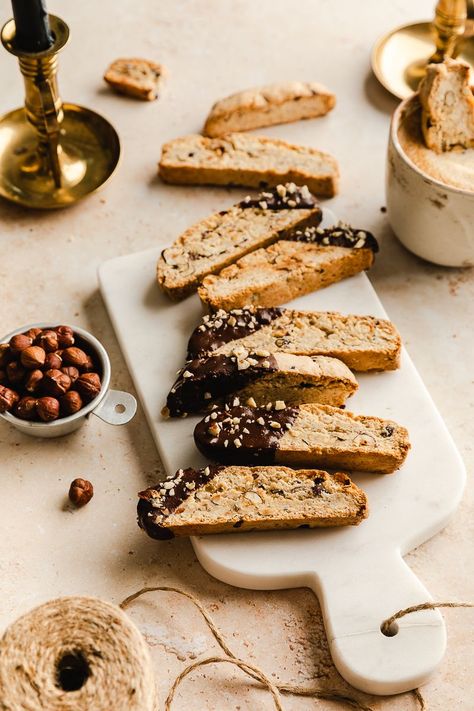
[0,1,472,709]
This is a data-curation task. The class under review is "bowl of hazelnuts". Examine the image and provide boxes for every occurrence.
[0,323,137,437]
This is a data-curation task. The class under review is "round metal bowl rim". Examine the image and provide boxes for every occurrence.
[0,322,111,430]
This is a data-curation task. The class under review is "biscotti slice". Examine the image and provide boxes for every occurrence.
[159,133,339,197]
[104,58,165,101]
[194,403,410,474]
[164,352,357,416]
[198,225,378,310]
[419,59,474,153]
[137,465,368,539]
[157,184,322,299]
[203,82,336,137]
[187,307,401,372]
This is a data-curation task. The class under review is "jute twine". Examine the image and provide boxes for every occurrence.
[1,590,471,710]
[0,596,156,711]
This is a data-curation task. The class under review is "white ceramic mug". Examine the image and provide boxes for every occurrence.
[386,94,474,267]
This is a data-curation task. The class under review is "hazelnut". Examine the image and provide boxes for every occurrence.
[9,334,33,353]
[60,390,83,415]
[62,347,88,368]
[81,355,95,373]
[36,396,60,422]
[68,478,94,507]
[55,325,75,348]
[6,361,26,385]
[61,366,79,383]
[76,373,101,402]
[44,352,62,370]
[14,396,37,420]
[25,369,44,393]
[0,344,12,367]
[0,385,19,413]
[35,330,58,353]
[21,346,46,369]
[42,369,71,397]
[25,327,43,340]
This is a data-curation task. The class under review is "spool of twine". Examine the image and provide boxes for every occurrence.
[0,596,157,711]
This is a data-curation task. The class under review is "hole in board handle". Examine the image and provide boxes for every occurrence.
[380,620,399,637]
[56,651,90,691]
[115,403,126,414]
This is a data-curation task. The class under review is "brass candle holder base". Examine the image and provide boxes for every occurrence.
[372,20,474,100]
[0,15,120,209]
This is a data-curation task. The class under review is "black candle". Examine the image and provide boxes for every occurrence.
[11,0,53,52]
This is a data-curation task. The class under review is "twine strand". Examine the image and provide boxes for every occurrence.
[121,588,474,711]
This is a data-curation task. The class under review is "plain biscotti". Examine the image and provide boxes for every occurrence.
[164,352,358,416]
[137,465,368,539]
[419,59,474,153]
[104,58,165,101]
[203,81,336,136]
[187,307,401,372]
[157,184,322,299]
[159,133,339,197]
[198,224,378,310]
[194,403,410,473]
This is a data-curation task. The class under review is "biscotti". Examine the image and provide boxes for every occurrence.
[164,352,358,416]
[159,133,339,197]
[203,82,336,137]
[194,403,410,473]
[104,58,164,101]
[198,225,378,310]
[419,59,474,153]
[157,184,322,299]
[137,465,368,539]
[187,307,401,372]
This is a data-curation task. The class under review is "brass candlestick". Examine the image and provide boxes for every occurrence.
[0,15,120,209]
[372,0,474,100]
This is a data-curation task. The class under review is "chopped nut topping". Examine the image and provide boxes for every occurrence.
[208,422,221,436]
[204,392,212,400]
[246,397,257,407]
[257,417,265,425]
[228,315,237,327]
[262,360,270,368]
[204,466,210,475]
[234,438,242,448]
[232,397,240,406]
[275,400,286,410]
[183,370,193,379]
[270,421,281,429]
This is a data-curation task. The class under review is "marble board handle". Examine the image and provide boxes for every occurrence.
[309,548,446,695]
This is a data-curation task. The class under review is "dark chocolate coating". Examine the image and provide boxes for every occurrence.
[167,353,278,416]
[137,465,223,540]
[288,224,379,253]
[194,405,298,464]
[187,307,283,358]
[239,185,319,210]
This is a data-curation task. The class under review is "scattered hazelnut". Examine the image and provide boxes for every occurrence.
[0,385,19,413]
[9,334,33,353]
[6,361,26,385]
[14,396,37,420]
[62,347,88,368]
[20,346,46,369]
[25,369,44,393]
[25,327,43,340]
[36,396,60,422]
[61,366,79,383]
[60,390,83,415]
[76,372,101,402]
[44,352,62,370]
[68,477,94,507]
[55,325,75,348]
[35,329,58,353]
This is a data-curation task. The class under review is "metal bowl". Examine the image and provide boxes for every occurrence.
[0,323,137,438]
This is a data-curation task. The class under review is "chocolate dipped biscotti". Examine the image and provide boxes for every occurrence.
[194,403,410,474]
[164,352,357,416]
[187,307,401,372]
[157,184,322,300]
[198,224,378,310]
[138,465,368,539]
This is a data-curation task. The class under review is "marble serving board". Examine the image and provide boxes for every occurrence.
[99,209,465,696]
